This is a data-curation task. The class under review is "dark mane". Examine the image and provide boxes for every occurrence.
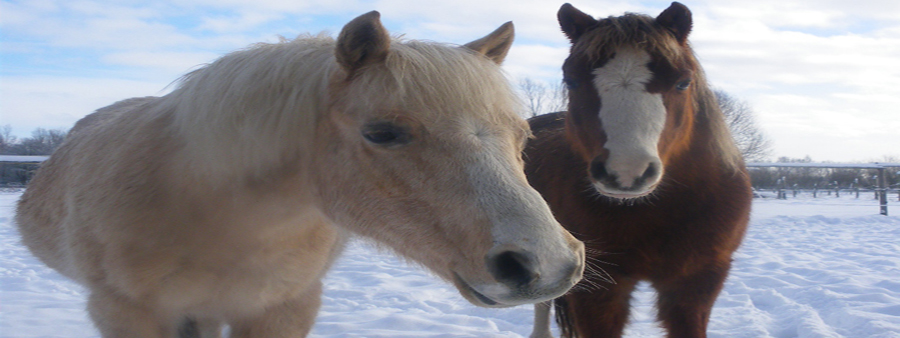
[692,70,745,170]
[573,13,685,65]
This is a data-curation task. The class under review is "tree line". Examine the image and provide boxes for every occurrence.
[1,125,67,156]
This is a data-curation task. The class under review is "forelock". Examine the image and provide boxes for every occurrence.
[344,38,524,125]
[572,13,687,66]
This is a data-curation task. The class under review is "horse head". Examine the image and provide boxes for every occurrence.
[315,12,585,307]
[558,2,699,198]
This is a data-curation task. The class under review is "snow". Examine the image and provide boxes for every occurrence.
[2,189,899,337]
[0,156,48,163]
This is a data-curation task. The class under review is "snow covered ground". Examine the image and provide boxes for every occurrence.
[2,189,899,337]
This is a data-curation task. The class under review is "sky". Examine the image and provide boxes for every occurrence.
[1,0,898,162]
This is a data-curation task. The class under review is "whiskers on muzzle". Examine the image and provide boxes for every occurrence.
[566,247,618,294]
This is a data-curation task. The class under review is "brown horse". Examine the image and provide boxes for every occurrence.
[526,3,751,338]
[15,11,584,338]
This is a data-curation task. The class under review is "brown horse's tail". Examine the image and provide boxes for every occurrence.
[554,297,578,338]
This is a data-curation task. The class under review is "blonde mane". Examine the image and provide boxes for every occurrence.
[160,34,523,184]
[346,40,521,124]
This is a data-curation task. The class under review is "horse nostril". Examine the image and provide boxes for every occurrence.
[486,250,539,287]
[590,159,610,180]
[641,162,658,181]
[590,158,622,189]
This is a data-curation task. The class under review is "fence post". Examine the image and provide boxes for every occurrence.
[776,177,785,199]
[874,175,879,199]
[879,168,888,216]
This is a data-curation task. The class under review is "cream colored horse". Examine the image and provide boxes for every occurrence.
[16,11,584,338]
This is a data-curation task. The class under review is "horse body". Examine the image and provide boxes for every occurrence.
[527,3,751,338]
[17,11,584,338]
[527,111,751,337]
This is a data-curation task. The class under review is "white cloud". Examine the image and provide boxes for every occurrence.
[3,2,194,50]
[1,0,898,161]
[196,12,285,33]
[101,51,220,72]
[0,76,172,136]
[504,44,568,82]
[684,2,900,160]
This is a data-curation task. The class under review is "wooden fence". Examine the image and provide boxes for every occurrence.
[0,155,49,187]
[747,162,900,216]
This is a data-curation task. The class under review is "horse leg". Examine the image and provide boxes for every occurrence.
[654,262,731,338]
[228,281,323,338]
[529,301,554,338]
[558,277,637,338]
[178,318,222,338]
[87,286,176,338]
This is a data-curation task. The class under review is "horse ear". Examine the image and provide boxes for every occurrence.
[656,2,692,44]
[463,21,515,65]
[558,3,598,42]
[336,11,391,75]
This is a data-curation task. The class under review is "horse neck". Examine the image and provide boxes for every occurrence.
[166,41,338,188]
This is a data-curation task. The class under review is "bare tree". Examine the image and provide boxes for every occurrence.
[0,125,15,154]
[518,78,567,117]
[547,81,568,113]
[9,128,67,155]
[715,89,773,162]
[519,78,546,117]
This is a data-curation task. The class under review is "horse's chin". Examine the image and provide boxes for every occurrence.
[593,183,658,200]
[453,272,519,308]
[451,272,509,308]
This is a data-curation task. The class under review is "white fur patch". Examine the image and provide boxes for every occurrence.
[592,48,666,185]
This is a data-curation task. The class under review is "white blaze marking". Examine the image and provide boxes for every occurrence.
[592,48,666,186]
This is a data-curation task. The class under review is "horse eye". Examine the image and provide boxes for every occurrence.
[362,123,410,146]
[676,79,692,91]
[563,78,579,90]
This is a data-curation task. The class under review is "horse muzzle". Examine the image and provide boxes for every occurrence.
[589,155,663,198]
[453,241,585,308]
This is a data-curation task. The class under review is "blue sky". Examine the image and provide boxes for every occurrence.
[2,0,899,162]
